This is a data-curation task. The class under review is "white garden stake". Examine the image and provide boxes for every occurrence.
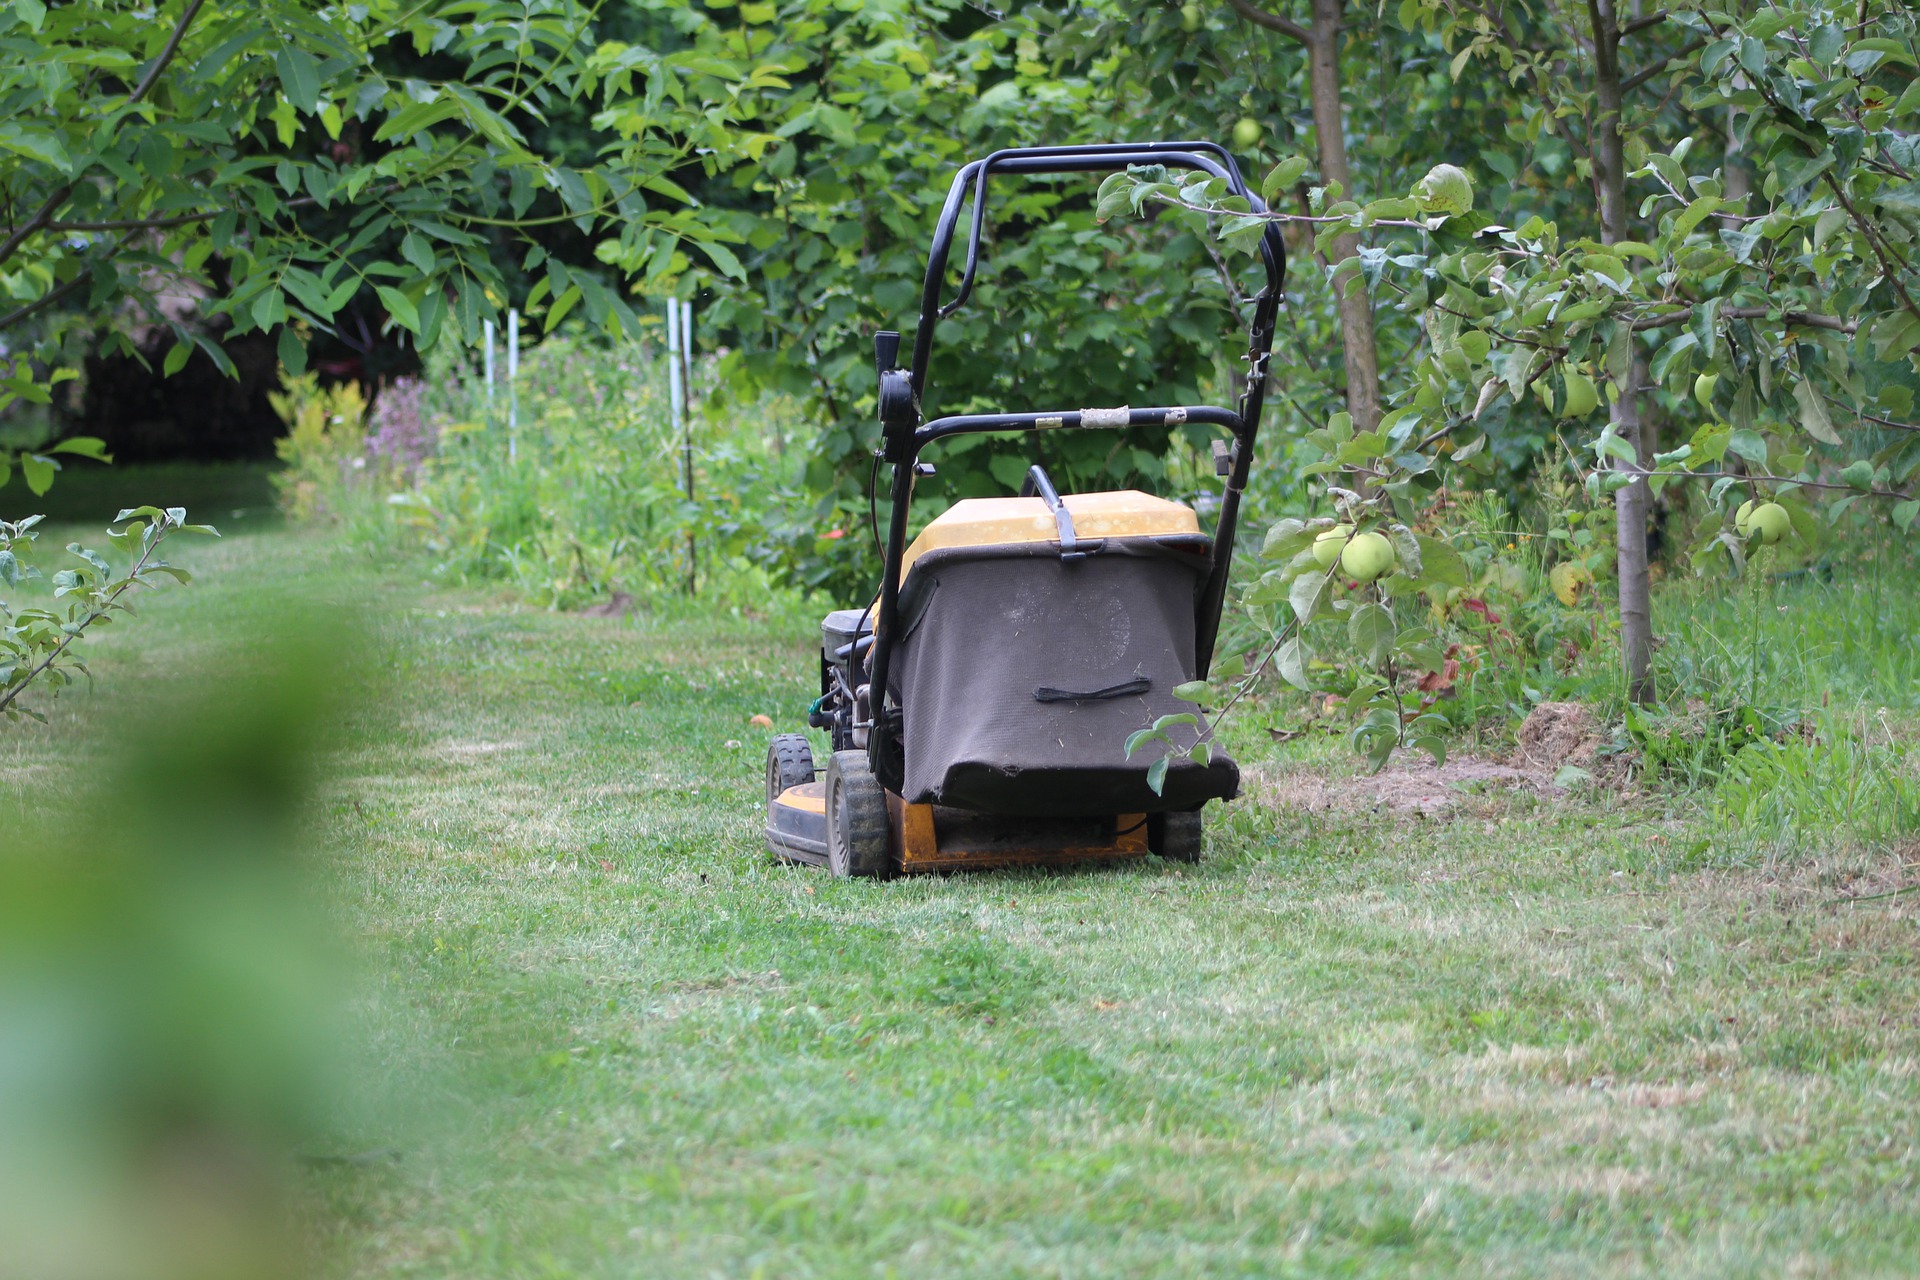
[483,318,495,404]
[665,300,683,427]
[665,301,694,593]
[506,308,519,464]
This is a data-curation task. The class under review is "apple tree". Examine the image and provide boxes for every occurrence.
[0,0,778,481]
[1104,0,1918,763]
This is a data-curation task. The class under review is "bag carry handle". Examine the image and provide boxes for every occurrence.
[1033,675,1151,703]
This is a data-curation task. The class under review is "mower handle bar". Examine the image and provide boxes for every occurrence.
[908,142,1287,398]
[914,404,1246,448]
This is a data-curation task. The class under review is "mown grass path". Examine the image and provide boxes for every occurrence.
[10,524,1919,1278]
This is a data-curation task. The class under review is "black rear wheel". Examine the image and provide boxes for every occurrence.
[766,734,815,807]
[826,750,892,878]
[1149,809,1204,863]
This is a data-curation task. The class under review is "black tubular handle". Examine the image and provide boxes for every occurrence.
[907,141,1287,400]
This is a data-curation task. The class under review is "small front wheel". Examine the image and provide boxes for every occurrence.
[826,750,892,878]
[1149,809,1204,863]
[766,734,815,806]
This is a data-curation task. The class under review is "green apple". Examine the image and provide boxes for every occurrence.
[1694,371,1718,408]
[1312,523,1352,569]
[1559,370,1599,419]
[1232,117,1261,151]
[1180,3,1202,31]
[1340,530,1397,582]
[1735,499,1790,545]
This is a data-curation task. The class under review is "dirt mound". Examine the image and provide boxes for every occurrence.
[1513,701,1604,769]
[1253,755,1556,818]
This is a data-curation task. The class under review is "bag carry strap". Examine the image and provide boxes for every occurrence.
[1033,675,1151,703]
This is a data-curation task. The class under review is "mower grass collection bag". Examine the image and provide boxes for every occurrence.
[887,536,1240,817]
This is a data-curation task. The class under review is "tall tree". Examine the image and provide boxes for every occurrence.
[1223,0,1383,434]
[1588,0,1658,701]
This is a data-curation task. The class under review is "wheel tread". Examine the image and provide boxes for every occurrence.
[827,750,892,878]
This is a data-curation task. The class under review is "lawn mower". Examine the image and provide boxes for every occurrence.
[765,141,1286,876]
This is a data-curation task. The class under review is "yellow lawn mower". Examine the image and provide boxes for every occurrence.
[765,142,1287,876]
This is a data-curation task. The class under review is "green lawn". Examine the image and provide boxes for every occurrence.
[7,518,1920,1278]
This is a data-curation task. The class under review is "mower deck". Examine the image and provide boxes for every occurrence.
[767,784,1148,874]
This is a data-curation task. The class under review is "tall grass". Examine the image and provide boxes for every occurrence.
[277,332,828,609]
[1653,539,1920,713]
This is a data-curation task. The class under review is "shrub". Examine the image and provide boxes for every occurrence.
[273,332,822,609]
[270,375,372,524]
[1,507,217,722]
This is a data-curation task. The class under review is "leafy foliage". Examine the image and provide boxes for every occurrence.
[658,0,1258,578]
[1,505,216,721]
[0,0,766,410]
[1101,0,1918,764]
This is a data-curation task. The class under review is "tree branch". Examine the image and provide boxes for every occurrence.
[47,210,218,233]
[1222,0,1309,44]
[0,520,177,719]
[1631,304,1858,333]
[0,273,89,332]
[0,0,207,271]
[128,0,208,106]
[1822,171,1920,323]
[1620,9,1670,36]
[0,184,73,270]
[1628,466,1908,500]
[1824,394,1920,434]
[1622,37,1707,92]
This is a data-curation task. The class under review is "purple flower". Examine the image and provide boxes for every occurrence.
[365,376,436,478]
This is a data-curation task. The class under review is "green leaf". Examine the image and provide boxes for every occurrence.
[376,286,420,333]
[1288,570,1331,625]
[1124,728,1161,759]
[1275,636,1310,691]
[21,454,56,495]
[400,231,436,276]
[12,0,46,31]
[274,46,321,115]
[1793,380,1841,446]
[1261,517,1313,559]
[0,124,70,170]
[1874,181,1920,215]
[1347,602,1395,667]
[697,239,745,279]
[1772,152,1834,193]
[1260,156,1310,203]
[1411,535,1467,588]
[163,342,192,377]
[277,326,307,376]
[1145,755,1170,796]
[1172,680,1211,703]
[544,284,582,333]
[46,437,110,462]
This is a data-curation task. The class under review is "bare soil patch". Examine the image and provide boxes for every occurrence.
[1254,701,1636,818]
[1253,755,1557,818]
